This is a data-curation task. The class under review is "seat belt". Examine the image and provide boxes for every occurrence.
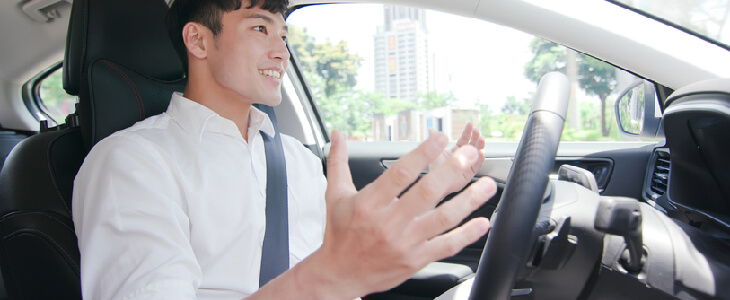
[254,104,290,287]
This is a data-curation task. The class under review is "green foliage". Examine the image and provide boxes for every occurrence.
[39,70,66,106]
[477,103,492,137]
[524,39,566,84]
[491,114,528,140]
[316,41,362,97]
[417,91,455,111]
[289,27,626,142]
[579,55,615,98]
[290,26,362,98]
[289,25,369,138]
[39,69,77,125]
[476,101,527,141]
[560,98,620,141]
[318,90,371,140]
[501,95,531,115]
[523,37,618,138]
[524,39,617,99]
[371,96,416,116]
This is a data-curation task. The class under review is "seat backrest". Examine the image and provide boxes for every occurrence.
[0,128,85,299]
[0,0,185,298]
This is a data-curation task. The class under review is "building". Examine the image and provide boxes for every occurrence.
[373,5,440,141]
[373,5,433,105]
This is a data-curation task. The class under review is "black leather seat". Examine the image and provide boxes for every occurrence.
[0,132,31,172]
[0,0,185,298]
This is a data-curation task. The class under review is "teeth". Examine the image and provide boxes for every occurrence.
[258,69,281,79]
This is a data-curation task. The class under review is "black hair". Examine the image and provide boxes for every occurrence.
[165,0,289,74]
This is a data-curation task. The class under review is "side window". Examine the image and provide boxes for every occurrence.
[287,4,646,142]
[36,65,77,126]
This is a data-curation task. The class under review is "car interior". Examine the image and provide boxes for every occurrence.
[0,0,729,299]
[0,0,185,298]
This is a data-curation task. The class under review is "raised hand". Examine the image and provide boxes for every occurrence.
[300,129,496,300]
[429,122,487,194]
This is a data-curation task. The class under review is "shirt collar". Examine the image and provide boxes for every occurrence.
[167,92,276,142]
[248,105,277,139]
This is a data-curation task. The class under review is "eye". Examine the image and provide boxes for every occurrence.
[253,25,267,34]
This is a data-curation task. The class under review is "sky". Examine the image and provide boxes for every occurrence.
[286,3,538,109]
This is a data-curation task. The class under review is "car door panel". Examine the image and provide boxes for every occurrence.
[327,141,655,198]
[323,141,656,261]
[322,140,655,299]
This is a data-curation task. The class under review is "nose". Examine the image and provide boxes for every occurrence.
[270,36,291,62]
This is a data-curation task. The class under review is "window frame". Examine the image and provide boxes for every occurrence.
[21,61,65,127]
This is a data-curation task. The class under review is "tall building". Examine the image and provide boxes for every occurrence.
[373,5,432,104]
[373,5,467,142]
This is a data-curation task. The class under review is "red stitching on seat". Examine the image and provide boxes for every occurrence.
[100,60,145,120]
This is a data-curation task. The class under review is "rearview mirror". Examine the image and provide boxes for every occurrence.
[615,80,661,138]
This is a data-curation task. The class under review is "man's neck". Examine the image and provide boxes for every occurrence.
[183,77,253,142]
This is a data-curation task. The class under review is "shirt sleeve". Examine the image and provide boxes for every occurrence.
[72,133,201,300]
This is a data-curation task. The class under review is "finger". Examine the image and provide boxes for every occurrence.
[471,136,486,175]
[396,145,480,217]
[472,149,486,175]
[455,122,473,148]
[469,128,480,147]
[325,130,357,202]
[428,128,437,138]
[362,132,449,206]
[477,136,486,150]
[419,217,491,262]
[411,177,496,240]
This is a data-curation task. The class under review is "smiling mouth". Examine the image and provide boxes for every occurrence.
[259,69,281,79]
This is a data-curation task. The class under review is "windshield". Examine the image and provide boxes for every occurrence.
[612,0,730,49]
[287,4,648,142]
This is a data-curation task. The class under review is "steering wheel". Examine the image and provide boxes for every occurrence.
[469,72,570,300]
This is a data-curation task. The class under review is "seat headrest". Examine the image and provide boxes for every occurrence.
[63,0,184,95]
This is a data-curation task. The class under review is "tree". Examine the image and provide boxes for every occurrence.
[477,102,492,137]
[500,95,531,115]
[579,55,616,136]
[368,95,415,116]
[524,39,566,83]
[288,26,367,138]
[524,38,617,136]
[312,41,362,97]
[289,26,362,98]
[319,90,371,140]
[38,69,77,125]
[416,91,455,111]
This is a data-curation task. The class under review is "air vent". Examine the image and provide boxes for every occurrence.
[646,150,670,201]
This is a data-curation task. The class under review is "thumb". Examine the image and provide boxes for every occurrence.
[325,130,356,202]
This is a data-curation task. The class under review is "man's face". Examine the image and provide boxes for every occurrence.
[206,4,289,106]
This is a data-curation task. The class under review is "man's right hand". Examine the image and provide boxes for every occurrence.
[302,130,497,300]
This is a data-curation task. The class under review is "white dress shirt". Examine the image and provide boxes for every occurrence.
[73,92,327,299]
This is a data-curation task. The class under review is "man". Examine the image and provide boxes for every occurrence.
[72,0,497,298]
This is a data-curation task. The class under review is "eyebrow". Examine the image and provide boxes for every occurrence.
[248,12,289,33]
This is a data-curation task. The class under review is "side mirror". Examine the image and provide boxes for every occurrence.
[615,80,661,138]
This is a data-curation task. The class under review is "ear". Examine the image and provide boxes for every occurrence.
[182,22,208,60]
